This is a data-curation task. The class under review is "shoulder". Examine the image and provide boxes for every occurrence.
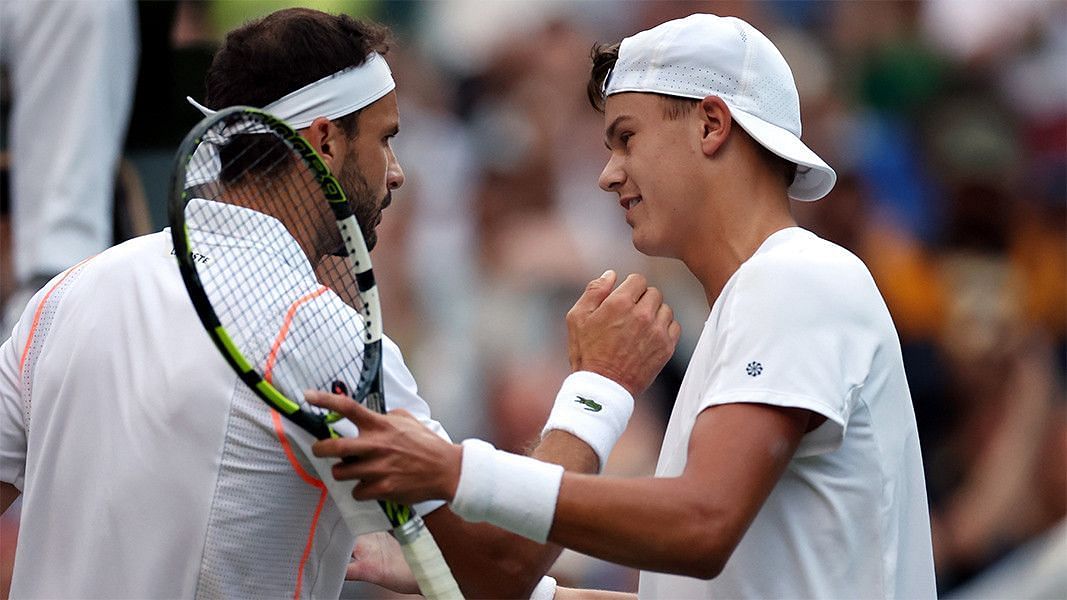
[743,229,870,286]
[76,231,174,280]
[729,229,880,315]
[20,233,171,308]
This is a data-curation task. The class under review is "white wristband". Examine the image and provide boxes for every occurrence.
[450,439,563,543]
[530,576,557,600]
[542,371,634,471]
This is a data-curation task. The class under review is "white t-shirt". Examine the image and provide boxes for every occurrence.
[639,228,936,599]
[0,201,448,599]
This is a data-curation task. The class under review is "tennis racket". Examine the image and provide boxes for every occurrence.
[168,107,462,600]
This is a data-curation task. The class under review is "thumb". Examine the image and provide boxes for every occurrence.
[572,269,617,313]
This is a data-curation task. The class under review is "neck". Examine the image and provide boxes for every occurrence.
[680,169,797,308]
[222,183,328,265]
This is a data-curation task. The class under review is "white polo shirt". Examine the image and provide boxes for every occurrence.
[639,228,936,599]
[0,200,447,599]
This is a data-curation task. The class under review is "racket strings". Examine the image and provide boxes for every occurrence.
[183,113,375,419]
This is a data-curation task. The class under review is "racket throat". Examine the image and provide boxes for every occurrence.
[392,516,425,545]
[364,390,385,413]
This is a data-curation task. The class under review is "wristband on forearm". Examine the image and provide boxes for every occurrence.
[450,439,563,543]
[541,371,634,471]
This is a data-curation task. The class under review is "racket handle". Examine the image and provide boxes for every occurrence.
[394,516,464,600]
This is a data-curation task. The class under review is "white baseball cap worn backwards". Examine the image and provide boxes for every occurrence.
[605,13,837,201]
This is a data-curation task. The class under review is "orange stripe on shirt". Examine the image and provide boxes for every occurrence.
[270,409,325,489]
[293,488,329,600]
[261,286,333,597]
[263,285,331,487]
[19,256,95,378]
[263,286,330,384]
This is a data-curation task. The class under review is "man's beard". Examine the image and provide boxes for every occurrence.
[336,161,390,252]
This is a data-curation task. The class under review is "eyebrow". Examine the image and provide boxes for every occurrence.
[604,115,634,150]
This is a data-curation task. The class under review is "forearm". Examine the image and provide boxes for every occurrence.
[529,429,599,474]
[545,405,809,579]
[427,431,599,598]
[549,474,732,579]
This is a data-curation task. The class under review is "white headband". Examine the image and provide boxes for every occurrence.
[186,53,395,129]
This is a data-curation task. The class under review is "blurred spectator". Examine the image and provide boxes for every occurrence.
[0,0,138,329]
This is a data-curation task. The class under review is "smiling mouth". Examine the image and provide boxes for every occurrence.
[620,196,642,211]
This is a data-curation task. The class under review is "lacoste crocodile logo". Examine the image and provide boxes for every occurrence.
[575,395,603,412]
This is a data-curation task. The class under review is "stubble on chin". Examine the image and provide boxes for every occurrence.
[337,164,382,252]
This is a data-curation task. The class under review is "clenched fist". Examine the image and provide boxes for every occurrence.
[566,270,681,396]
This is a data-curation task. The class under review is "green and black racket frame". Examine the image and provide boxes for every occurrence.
[169,106,463,600]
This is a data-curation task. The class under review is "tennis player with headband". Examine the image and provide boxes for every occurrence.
[310,13,938,599]
[0,9,678,598]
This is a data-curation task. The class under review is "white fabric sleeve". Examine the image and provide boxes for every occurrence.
[0,332,28,489]
[697,255,872,457]
[379,335,451,517]
[380,335,452,446]
[0,286,51,489]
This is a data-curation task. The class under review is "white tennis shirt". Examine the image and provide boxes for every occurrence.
[0,201,447,598]
[639,228,936,599]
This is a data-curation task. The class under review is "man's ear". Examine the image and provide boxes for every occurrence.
[699,96,732,157]
[302,116,346,172]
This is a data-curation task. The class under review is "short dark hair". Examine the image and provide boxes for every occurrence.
[586,41,620,115]
[587,42,797,189]
[205,8,391,137]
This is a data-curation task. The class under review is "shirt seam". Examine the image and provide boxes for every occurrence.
[855,390,891,597]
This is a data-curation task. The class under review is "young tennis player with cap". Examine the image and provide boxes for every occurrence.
[0,9,678,598]
[310,13,937,598]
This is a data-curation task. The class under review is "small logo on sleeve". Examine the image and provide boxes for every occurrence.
[746,362,763,377]
[575,395,603,412]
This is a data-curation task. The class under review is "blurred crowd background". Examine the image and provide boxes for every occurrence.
[1,0,1064,598]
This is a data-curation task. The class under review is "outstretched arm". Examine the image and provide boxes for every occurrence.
[316,398,815,581]
[546,402,813,578]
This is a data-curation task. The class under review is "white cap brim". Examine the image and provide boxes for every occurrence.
[729,106,837,201]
